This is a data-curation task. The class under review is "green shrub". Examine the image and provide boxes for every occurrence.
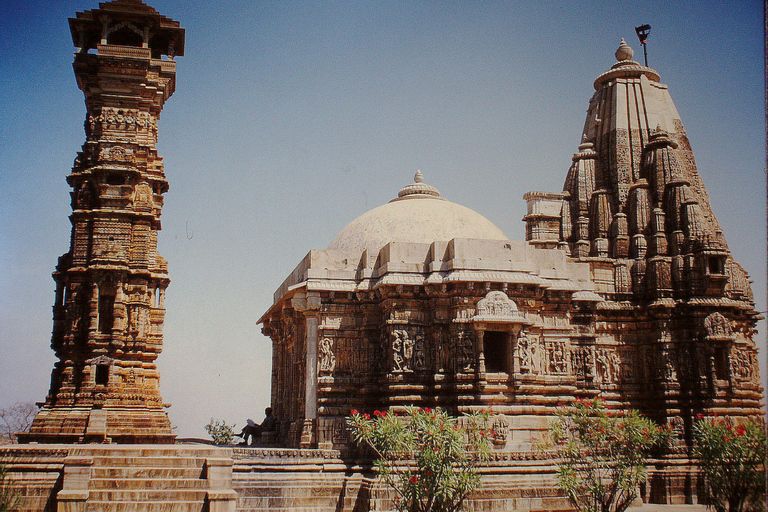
[348,406,493,512]
[693,415,766,512]
[540,397,672,512]
[204,418,236,445]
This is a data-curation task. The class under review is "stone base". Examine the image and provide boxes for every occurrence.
[2,445,706,512]
[1,444,235,512]
[18,405,175,444]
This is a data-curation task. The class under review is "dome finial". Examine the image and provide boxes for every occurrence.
[615,38,634,62]
[396,170,441,199]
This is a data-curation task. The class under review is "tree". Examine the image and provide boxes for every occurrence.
[204,418,236,445]
[540,398,672,512]
[347,407,493,512]
[693,416,766,512]
[0,402,37,444]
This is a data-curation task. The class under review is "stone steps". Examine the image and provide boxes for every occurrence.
[72,446,234,512]
[91,455,205,467]
[85,501,205,512]
[90,477,209,489]
[92,466,205,479]
[88,489,209,501]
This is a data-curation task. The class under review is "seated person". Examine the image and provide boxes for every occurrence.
[236,407,276,446]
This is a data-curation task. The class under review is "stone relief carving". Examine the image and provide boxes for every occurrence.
[518,331,543,375]
[413,333,426,371]
[319,337,336,373]
[491,415,508,445]
[572,346,594,380]
[435,330,451,373]
[388,330,427,373]
[704,312,732,339]
[661,349,677,381]
[331,418,348,444]
[547,341,567,374]
[474,291,524,321]
[731,350,754,382]
[595,348,621,384]
[455,330,474,372]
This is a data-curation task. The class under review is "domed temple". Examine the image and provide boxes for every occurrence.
[258,39,763,503]
[1,0,762,508]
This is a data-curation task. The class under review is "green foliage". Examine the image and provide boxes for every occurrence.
[0,464,20,512]
[693,416,766,512]
[204,418,236,445]
[540,397,672,512]
[347,406,493,512]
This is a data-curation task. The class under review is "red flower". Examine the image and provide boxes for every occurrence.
[426,470,433,477]
[409,475,418,484]
[433,446,439,452]
[424,407,432,414]
[736,425,746,436]
[724,435,730,442]
[696,413,704,420]
[373,410,383,417]
[350,409,359,416]
[363,413,370,420]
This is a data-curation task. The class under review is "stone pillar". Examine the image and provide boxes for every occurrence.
[293,290,321,448]
[301,314,319,447]
[475,329,486,385]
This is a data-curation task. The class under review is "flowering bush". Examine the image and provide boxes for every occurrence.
[693,415,766,512]
[540,397,672,512]
[204,418,236,445]
[347,406,493,512]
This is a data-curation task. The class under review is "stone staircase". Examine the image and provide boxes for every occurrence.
[57,445,237,512]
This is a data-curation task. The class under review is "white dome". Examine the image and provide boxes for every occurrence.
[328,172,510,254]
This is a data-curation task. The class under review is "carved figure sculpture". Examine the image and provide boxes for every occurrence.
[319,337,336,373]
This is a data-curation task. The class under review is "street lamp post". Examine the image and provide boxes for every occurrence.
[635,24,651,66]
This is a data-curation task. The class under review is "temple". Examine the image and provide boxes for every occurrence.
[19,0,185,444]
[2,0,763,508]
[259,39,763,501]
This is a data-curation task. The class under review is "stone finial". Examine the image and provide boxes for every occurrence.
[615,38,634,62]
[396,170,441,199]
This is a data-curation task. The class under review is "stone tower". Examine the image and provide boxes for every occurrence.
[525,40,762,431]
[20,0,184,444]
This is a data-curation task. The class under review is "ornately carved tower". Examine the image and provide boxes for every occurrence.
[20,0,184,443]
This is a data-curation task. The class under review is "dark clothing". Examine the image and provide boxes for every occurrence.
[237,413,276,446]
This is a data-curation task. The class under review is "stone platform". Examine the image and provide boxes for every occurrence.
[1,444,701,511]
[0,444,236,512]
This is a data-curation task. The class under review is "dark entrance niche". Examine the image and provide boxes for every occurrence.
[484,331,508,373]
[95,364,109,386]
[98,292,115,334]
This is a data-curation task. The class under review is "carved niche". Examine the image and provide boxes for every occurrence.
[704,312,733,340]
[454,330,475,373]
[391,329,426,373]
[518,331,544,375]
[547,341,568,375]
[319,337,336,373]
[473,291,525,322]
[594,348,622,384]
[491,415,509,446]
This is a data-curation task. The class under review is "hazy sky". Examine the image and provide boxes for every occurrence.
[1,0,764,439]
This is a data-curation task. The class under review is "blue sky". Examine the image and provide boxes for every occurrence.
[0,0,763,438]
